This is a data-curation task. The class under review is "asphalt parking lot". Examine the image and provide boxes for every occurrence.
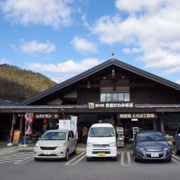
[0,151,180,180]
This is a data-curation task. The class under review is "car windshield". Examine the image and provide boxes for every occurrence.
[88,127,115,137]
[136,132,166,141]
[41,132,66,140]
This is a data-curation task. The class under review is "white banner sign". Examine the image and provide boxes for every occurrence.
[58,119,71,130]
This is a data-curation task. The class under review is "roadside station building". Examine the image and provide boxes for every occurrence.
[0,58,180,143]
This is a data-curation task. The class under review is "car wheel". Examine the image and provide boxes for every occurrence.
[73,145,77,154]
[177,150,180,155]
[86,157,91,161]
[165,158,171,162]
[134,154,139,162]
[65,150,69,161]
[175,146,180,155]
[34,158,39,161]
[112,156,117,161]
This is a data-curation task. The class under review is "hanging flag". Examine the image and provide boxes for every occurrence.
[25,113,33,135]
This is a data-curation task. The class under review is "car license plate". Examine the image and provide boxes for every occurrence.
[151,153,159,157]
[98,153,105,157]
[44,151,52,155]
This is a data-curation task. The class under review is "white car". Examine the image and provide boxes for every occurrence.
[86,123,117,161]
[33,129,77,161]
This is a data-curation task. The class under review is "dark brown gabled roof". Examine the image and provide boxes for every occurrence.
[0,98,18,106]
[21,58,180,105]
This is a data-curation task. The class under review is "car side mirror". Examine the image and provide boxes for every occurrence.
[38,137,41,140]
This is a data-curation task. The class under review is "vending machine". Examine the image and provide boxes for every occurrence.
[116,127,124,147]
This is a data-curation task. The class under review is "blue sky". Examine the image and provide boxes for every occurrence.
[0,0,180,84]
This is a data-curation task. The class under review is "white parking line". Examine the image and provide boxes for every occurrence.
[172,154,180,161]
[120,152,132,166]
[0,152,33,164]
[14,157,34,164]
[120,152,125,166]
[65,152,85,166]
[127,152,131,165]
[172,158,180,164]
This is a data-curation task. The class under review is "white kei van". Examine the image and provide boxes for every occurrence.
[86,123,117,161]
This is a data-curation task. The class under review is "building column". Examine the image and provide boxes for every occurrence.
[63,112,66,119]
[160,115,165,135]
[153,119,157,131]
[19,116,23,143]
[111,114,114,125]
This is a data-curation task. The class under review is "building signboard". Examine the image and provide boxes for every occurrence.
[13,131,20,145]
[58,119,71,130]
[34,113,59,119]
[88,102,134,109]
[119,113,157,119]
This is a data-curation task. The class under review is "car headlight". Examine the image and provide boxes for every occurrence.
[140,148,144,151]
[87,142,93,147]
[57,144,64,148]
[35,143,40,148]
[110,142,116,147]
[163,147,168,151]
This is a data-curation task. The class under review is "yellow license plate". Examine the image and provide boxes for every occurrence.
[98,153,105,157]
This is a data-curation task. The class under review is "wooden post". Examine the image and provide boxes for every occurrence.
[19,116,23,142]
[111,114,114,125]
[160,115,165,135]
[63,113,66,119]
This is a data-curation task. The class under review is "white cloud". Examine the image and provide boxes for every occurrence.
[27,58,103,73]
[115,0,167,13]
[0,58,10,64]
[176,80,180,84]
[51,77,61,84]
[81,14,89,27]
[163,66,180,76]
[0,0,73,28]
[91,0,180,76]
[20,40,56,55]
[122,48,142,54]
[71,36,97,53]
[27,58,103,82]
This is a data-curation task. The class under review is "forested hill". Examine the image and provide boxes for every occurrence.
[0,64,57,102]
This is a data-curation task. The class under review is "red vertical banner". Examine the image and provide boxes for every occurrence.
[25,113,33,135]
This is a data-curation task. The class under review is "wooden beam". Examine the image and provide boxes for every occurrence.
[78,83,156,88]
[91,76,136,81]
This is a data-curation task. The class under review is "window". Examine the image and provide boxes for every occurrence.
[100,93,130,102]
[118,93,123,101]
[112,93,118,102]
[70,131,74,139]
[68,132,71,139]
[124,93,130,102]
[106,93,111,102]
[100,93,106,102]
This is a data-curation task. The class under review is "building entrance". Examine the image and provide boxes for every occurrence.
[117,119,154,142]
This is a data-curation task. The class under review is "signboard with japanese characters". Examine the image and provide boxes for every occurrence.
[88,102,134,109]
[13,131,20,145]
[34,113,59,119]
[119,113,157,119]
